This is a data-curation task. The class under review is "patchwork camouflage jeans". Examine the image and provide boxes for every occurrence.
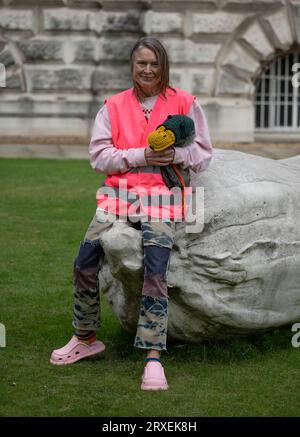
[73,212,175,351]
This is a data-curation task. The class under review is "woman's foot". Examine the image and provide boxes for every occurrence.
[50,335,105,365]
[141,357,169,390]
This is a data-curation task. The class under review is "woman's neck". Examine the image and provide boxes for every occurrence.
[135,85,162,101]
[143,89,160,97]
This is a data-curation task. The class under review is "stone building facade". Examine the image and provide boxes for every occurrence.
[0,0,300,145]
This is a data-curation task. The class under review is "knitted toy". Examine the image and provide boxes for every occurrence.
[147,114,196,189]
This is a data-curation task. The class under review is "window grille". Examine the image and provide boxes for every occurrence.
[255,53,300,131]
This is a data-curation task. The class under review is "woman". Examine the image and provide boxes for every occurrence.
[50,37,213,390]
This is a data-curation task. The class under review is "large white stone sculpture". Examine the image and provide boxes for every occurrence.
[99,150,300,342]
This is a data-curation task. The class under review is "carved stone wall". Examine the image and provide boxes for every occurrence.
[0,0,299,144]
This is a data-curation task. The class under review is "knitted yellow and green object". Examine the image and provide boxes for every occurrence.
[148,114,195,152]
[148,126,176,152]
[147,114,196,189]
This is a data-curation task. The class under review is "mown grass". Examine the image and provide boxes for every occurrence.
[0,158,299,417]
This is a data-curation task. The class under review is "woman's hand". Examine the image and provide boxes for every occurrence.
[144,147,175,166]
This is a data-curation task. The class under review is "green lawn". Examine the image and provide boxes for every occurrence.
[0,158,299,417]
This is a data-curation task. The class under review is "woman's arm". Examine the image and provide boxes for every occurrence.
[172,100,213,173]
[89,105,147,175]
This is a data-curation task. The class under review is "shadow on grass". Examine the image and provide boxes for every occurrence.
[105,324,294,365]
[167,326,294,365]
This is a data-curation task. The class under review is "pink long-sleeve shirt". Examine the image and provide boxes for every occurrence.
[89,95,213,176]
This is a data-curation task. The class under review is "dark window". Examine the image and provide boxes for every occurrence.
[255,53,300,131]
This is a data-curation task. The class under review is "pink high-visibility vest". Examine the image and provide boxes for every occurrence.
[96,87,195,220]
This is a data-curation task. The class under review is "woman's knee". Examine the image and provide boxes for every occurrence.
[73,240,104,290]
[142,245,171,298]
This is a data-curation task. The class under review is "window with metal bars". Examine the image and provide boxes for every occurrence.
[255,53,300,131]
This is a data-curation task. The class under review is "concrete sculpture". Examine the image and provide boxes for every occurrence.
[98,150,300,342]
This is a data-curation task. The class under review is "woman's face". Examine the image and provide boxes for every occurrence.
[132,47,162,96]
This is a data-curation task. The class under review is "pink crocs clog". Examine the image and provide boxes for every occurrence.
[50,335,105,365]
[141,360,169,391]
